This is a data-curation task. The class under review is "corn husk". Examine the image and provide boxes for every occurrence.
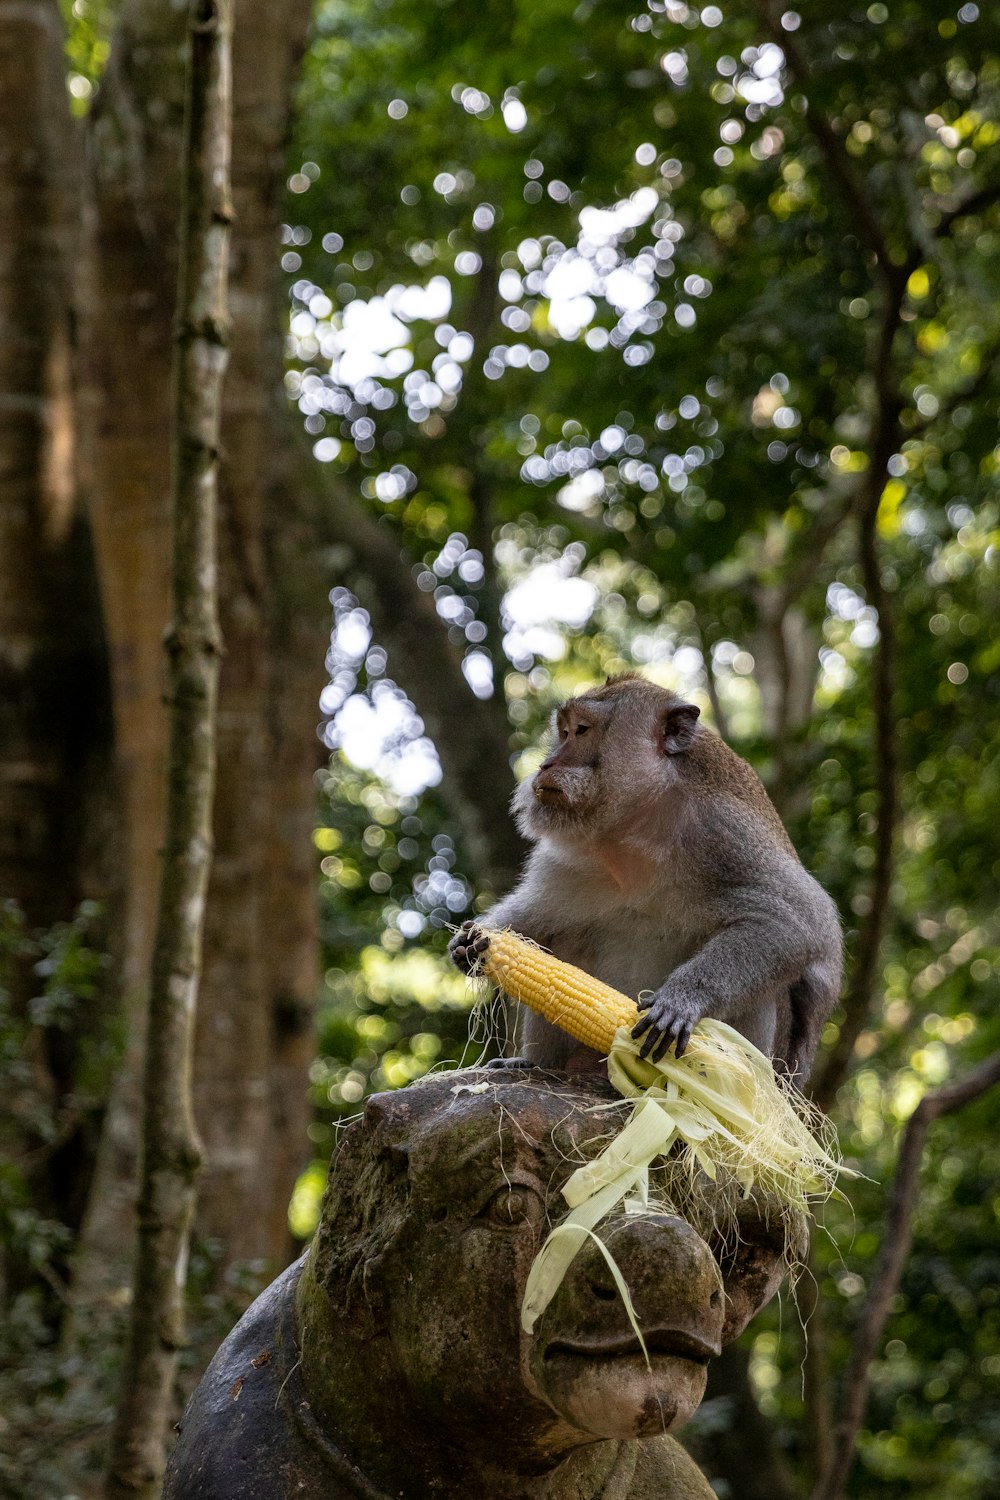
[521,1017,849,1331]
[464,928,850,1335]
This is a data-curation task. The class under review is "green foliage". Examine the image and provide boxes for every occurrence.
[0,902,117,1498]
[313,758,477,1126]
[287,0,998,605]
[58,0,114,115]
[0,901,110,1268]
[292,0,1000,1493]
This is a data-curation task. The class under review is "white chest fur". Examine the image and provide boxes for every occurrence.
[534,848,698,1001]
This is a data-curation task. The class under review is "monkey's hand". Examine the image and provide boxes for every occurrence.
[448,921,490,975]
[631,987,704,1064]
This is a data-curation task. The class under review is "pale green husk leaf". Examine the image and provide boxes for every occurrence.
[521,1018,851,1334]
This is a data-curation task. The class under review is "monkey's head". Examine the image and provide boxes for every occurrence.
[513,674,701,843]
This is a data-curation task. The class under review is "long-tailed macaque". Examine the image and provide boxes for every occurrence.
[450,674,841,1085]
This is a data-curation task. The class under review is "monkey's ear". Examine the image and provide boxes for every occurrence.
[659,701,701,755]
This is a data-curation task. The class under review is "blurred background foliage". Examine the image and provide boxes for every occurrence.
[5,0,999,1495]
[284,0,1000,1495]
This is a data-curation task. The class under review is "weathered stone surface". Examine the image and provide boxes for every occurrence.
[166,1067,800,1498]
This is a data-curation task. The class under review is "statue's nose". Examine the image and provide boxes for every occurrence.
[576,1214,725,1357]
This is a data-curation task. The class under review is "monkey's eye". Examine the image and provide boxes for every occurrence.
[575,723,589,736]
[482,1185,538,1227]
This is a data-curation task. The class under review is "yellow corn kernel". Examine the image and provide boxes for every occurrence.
[478,928,638,1055]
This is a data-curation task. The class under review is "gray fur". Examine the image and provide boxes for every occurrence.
[455,676,841,1085]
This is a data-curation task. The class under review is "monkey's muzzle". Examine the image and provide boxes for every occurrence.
[533,769,569,806]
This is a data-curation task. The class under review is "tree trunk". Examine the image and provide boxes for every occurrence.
[104,1,231,1489]
[691,1343,799,1500]
[192,0,321,1257]
[66,0,318,1321]
[0,0,120,1300]
[0,0,81,933]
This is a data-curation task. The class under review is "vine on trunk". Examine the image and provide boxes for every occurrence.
[104,3,232,1494]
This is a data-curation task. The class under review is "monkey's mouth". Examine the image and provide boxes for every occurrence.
[533,782,569,807]
[543,1327,719,1366]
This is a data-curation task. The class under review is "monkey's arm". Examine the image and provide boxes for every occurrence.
[633,871,841,1069]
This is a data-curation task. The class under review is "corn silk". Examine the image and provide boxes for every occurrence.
[521,1018,850,1333]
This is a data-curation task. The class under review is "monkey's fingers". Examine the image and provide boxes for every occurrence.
[448,922,490,975]
[632,1009,690,1063]
[637,1025,673,1062]
[673,1022,693,1059]
[633,1011,672,1060]
[448,922,478,972]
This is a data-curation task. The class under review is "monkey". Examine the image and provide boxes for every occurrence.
[450,673,841,1086]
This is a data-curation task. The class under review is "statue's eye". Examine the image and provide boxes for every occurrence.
[484,1186,535,1226]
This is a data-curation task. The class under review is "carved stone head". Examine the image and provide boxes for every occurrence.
[297,1067,803,1484]
[166,1066,803,1499]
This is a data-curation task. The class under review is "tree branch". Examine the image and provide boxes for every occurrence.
[460,242,508,683]
[693,615,731,742]
[812,285,904,1113]
[321,487,525,893]
[903,326,1000,441]
[757,2,901,295]
[811,1051,1000,1500]
[931,182,1000,242]
[773,491,855,617]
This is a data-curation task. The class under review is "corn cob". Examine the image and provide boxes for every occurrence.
[477,927,638,1054]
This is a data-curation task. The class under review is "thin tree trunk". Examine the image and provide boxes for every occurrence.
[811,1053,1000,1500]
[800,1247,835,1484]
[190,1,319,1256]
[104,3,231,1493]
[694,1344,798,1500]
[71,0,316,1326]
[811,394,902,1114]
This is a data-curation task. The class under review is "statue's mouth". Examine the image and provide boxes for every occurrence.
[543,1327,720,1366]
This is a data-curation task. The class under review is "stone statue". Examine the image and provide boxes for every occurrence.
[165,1067,802,1498]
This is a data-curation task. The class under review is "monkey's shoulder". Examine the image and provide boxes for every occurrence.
[689,730,796,857]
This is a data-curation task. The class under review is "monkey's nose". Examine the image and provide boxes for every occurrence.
[535,758,569,786]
